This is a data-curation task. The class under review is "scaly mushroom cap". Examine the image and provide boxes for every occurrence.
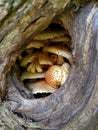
[45,65,62,88]
[27,80,56,94]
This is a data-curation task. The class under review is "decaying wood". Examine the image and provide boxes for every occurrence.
[0,0,98,130]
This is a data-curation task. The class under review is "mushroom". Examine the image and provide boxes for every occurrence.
[23,62,70,93]
[26,40,45,49]
[45,63,71,88]
[43,45,72,63]
[21,72,46,81]
[35,60,43,73]
[20,54,35,67]
[27,58,38,73]
[45,65,62,89]
[27,80,56,94]
[33,29,65,40]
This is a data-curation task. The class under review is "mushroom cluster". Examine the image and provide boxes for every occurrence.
[18,24,72,98]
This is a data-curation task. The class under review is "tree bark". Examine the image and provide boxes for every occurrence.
[0,0,98,130]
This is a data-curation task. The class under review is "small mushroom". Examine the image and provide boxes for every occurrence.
[21,72,46,81]
[35,60,43,73]
[27,58,37,73]
[27,80,56,94]
[20,54,35,67]
[27,58,43,73]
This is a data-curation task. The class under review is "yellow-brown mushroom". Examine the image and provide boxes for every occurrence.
[33,29,65,40]
[43,45,72,63]
[20,54,35,67]
[26,40,45,49]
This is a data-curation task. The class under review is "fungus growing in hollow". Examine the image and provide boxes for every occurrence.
[16,23,72,98]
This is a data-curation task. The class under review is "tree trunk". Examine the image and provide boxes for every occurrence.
[0,0,98,130]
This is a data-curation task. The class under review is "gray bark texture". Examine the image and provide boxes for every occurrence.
[0,0,98,130]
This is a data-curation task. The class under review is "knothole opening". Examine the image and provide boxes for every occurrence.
[14,23,72,99]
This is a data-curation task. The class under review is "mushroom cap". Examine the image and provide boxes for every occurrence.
[45,65,62,88]
[27,58,37,73]
[21,72,46,81]
[43,45,72,61]
[33,29,65,40]
[26,40,44,49]
[28,80,56,94]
